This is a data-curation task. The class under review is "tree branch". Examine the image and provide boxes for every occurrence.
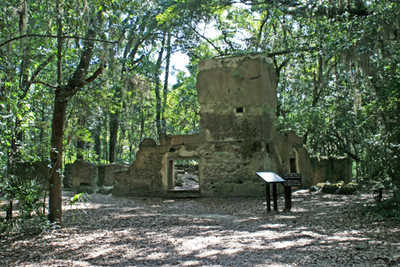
[0,33,117,48]
[27,54,55,90]
[265,46,318,57]
[85,64,105,84]
[256,11,269,51]
[32,80,58,90]
[189,25,225,56]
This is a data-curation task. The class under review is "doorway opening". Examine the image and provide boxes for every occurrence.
[168,158,200,191]
[290,157,297,173]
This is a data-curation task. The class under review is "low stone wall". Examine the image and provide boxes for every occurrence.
[64,160,129,192]
[70,160,98,188]
[199,141,267,197]
[311,158,353,184]
[98,164,129,187]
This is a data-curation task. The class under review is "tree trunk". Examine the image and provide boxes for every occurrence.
[94,126,101,162]
[139,105,145,142]
[48,92,67,223]
[154,32,166,139]
[76,117,86,160]
[5,200,13,221]
[76,140,85,160]
[161,31,171,136]
[109,113,118,163]
[47,4,103,223]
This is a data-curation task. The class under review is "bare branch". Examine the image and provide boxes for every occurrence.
[256,11,269,51]
[189,25,225,56]
[27,54,55,89]
[0,33,118,48]
[265,46,318,57]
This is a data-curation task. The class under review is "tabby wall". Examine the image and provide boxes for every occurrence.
[111,55,352,197]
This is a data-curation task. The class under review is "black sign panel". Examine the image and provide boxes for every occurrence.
[283,173,302,186]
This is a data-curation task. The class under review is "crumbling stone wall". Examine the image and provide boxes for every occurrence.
[64,160,128,192]
[98,163,129,187]
[310,158,353,184]
[196,56,282,196]
[70,160,98,188]
[113,138,165,196]
[113,55,352,197]
[197,56,277,142]
[113,135,205,196]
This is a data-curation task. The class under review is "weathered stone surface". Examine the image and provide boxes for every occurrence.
[310,157,353,184]
[112,55,352,198]
[196,56,281,196]
[98,164,129,187]
[63,163,73,188]
[113,139,165,196]
[198,56,276,144]
[70,160,98,188]
[65,161,128,192]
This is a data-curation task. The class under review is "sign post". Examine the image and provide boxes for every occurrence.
[283,173,302,211]
[257,172,302,212]
[256,172,285,212]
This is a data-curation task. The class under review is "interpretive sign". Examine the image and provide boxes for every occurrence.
[283,173,302,186]
[256,172,286,212]
[256,172,285,183]
[257,171,301,212]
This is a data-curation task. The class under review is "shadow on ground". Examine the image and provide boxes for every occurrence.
[2,190,399,266]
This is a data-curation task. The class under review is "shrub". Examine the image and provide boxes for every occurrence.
[321,183,340,194]
[316,181,359,195]
[365,194,400,222]
[338,182,359,195]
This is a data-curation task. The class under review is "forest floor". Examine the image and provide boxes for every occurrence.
[1,190,400,266]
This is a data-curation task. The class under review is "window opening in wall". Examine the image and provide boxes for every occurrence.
[265,143,270,154]
[168,158,200,191]
[290,158,297,173]
[236,107,244,113]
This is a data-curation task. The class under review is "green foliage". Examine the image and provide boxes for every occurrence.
[1,174,46,221]
[166,71,200,135]
[316,181,359,195]
[69,193,88,205]
[364,194,400,222]
[338,182,359,195]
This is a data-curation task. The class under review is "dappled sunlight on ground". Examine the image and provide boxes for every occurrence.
[2,191,400,266]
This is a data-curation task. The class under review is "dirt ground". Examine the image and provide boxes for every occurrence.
[1,190,399,266]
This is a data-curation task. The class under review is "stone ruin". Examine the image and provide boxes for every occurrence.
[109,55,353,197]
[65,56,351,196]
[64,160,129,193]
